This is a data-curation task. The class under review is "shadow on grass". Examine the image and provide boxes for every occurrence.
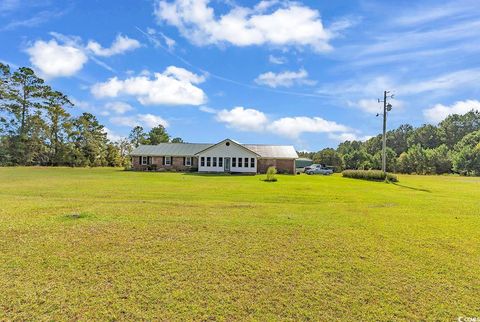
[392,182,431,193]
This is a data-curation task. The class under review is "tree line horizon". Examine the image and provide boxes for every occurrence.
[1,63,479,175]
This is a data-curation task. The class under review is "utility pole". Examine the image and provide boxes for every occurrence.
[377,91,393,174]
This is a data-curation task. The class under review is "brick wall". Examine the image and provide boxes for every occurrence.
[257,158,296,174]
[132,156,198,171]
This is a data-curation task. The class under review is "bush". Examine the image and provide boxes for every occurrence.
[265,166,278,182]
[342,170,398,182]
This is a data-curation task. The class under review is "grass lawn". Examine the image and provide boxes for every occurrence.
[0,167,479,320]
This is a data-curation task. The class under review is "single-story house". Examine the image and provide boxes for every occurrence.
[130,138,299,174]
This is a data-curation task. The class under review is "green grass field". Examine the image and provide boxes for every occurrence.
[0,167,479,320]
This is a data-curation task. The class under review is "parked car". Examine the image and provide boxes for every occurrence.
[305,165,334,175]
[304,164,321,172]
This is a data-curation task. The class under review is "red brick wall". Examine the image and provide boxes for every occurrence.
[132,156,198,171]
[257,158,296,174]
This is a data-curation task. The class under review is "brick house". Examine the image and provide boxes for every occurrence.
[130,138,298,174]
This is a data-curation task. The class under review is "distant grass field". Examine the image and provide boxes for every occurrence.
[0,167,479,320]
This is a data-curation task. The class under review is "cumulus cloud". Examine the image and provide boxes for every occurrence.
[91,66,207,106]
[254,69,316,88]
[25,33,141,78]
[211,106,352,139]
[86,34,141,57]
[105,101,134,114]
[154,0,335,52]
[423,99,480,123]
[110,113,169,128]
[26,39,88,78]
[215,107,268,131]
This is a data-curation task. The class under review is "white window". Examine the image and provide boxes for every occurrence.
[219,157,223,167]
[185,157,192,166]
[238,157,242,168]
[244,158,248,167]
[207,157,211,167]
[164,156,172,166]
[250,158,255,168]
[201,157,205,167]
[141,156,150,165]
[213,157,217,167]
[232,157,236,167]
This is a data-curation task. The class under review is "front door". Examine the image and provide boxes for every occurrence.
[224,157,231,172]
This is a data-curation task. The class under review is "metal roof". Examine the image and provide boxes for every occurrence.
[131,142,299,159]
[131,143,211,156]
[243,145,298,159]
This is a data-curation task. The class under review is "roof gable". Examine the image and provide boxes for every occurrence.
[195,139,260,156]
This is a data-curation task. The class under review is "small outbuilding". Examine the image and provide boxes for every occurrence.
[295,158,313,169]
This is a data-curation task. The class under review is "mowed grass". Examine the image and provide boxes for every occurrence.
[0,168,479,321]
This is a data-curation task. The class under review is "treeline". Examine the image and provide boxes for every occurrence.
[299,111,480,176]
[0,63,180,167]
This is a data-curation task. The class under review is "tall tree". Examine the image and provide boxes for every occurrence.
[6,67,46,164]
[148,124,170,144]
[387,124,414,155]
[69,113,108,166]
[407,124,441,149]
[43,88,73,165]
[128,126,148,147]
[313,148,344,171]
[439,111,480,148]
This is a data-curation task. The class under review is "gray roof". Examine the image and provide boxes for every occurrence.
[131,143,211,156]
[131,142,298,159]
[243,145,298,159]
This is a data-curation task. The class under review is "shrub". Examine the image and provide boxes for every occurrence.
[342,170,398,182]
[265,166,278,182]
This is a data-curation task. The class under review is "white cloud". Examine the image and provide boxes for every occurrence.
[348,99,382,114]
[268,116,349,138]
[26,33,141,78]
[199,106,216,114]
[216,107,268,131]
[26,39,88,78]
[91,66,207,106]
[155,0,335,52]
[398,69,480,95]
[254,69,316,88]
[328,132,372,142]
[268,54,287,64]
[423,99,480,123]
[213,107,351,139]
[110,113,169,128]
[138,114,169,128]
[86,34,141,57]
[104,127,124,142]
[105,102,134,114]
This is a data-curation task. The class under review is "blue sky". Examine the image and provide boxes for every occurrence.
[1,0,480,151]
